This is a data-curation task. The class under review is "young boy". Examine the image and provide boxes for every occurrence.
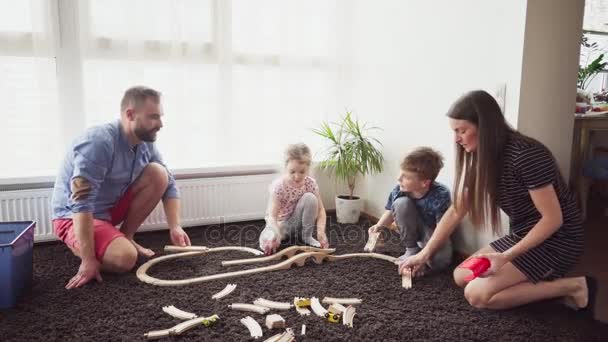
[365,147,453,276]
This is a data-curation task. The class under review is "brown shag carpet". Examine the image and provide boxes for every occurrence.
[1,217,606,342]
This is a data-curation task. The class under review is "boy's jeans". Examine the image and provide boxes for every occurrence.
[392,197,453,271]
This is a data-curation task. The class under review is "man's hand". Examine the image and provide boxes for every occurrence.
[170,225,191,247]
[66,257,102,289]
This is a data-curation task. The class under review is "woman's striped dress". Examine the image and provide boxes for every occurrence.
[490,133,584,283]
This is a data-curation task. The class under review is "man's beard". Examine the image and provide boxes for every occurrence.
[134,126,158,142]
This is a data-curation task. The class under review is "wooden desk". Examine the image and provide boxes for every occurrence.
[569,112,608,218]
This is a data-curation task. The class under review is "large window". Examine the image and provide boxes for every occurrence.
[581,0,608,94]
[0,0,347,179]
[0,0,61,179]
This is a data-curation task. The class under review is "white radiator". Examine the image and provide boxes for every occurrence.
[0,174,276,242]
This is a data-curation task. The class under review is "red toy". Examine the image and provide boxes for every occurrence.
[459,257,491,282]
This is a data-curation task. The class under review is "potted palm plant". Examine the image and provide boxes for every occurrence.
[313,112,384,223]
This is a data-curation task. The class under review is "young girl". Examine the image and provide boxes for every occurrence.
[259,143,329,255]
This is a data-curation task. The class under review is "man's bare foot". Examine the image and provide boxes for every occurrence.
[564,276,588,310]
[129,239,155,258]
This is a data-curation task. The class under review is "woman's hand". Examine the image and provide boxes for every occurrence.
[476,252,509,277]
[397,251,429,277]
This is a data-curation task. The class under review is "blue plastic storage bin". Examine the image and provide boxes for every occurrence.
[0,221,35,309]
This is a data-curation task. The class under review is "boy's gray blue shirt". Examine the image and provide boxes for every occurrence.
[385,182,451,228]
[52,120,179,221]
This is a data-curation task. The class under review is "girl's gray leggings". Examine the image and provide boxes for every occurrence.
[259,192,320,249]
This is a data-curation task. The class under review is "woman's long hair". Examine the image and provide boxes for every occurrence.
[447,90,515,234]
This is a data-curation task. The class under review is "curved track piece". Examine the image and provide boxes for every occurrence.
[138,251,399,287]
[162,305,197,320]
[211,283,237,300]
[342,306,356,328]
[137,247,265,286]
[222,246,335,266]
[138,251,327,286]
[143,314,219,340]
[240,316,263,339]
[254,298,293,310]
[310,297,327,317]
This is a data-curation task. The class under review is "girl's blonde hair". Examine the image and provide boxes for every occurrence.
[284,143,312,166]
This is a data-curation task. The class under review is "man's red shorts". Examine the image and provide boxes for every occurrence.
[53,189,134,261]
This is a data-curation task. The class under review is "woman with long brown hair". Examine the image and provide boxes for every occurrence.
[400,90,593,311]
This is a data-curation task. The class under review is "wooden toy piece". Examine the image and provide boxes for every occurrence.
[324,310,341,323]
[138,251,399,287]
[310,297,328,317]
[211,283,237,300]
[264,333,283,342]
[229,303,270,314]
[321,297,362,305]
[143,314,219,340]
[323,304,348,322]
[254,298,293,310]
[162,305,197,320]
[265,314,286,329]
[278,328,295,342]
[364,231,381,252]
[293,297,311,316]
[459,257,491,282]
[342,306,356,328]
[402,272,412,289]
[143,329,171,340]
[164,245,263,255]
[327,303,346,314]
[264,328,295,342]
[222,245,336,267]
[240,316,263,339]
[294,297,311,307]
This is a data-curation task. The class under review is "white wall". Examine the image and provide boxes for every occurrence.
[345,1,526,208]
[334,0,585,255]
[517,0,584,181]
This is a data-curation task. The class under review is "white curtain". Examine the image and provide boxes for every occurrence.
[583,0,608,93]
[584,0,608,33]
[78,0,346,170]
[0,0,348,180]
[0,0,61,179]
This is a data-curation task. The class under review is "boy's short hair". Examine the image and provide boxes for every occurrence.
[400,147,444,181]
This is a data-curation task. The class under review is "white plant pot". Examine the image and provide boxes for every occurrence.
[335,195,362,224]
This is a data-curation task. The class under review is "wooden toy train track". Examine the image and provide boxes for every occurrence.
[137,245,410,287]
